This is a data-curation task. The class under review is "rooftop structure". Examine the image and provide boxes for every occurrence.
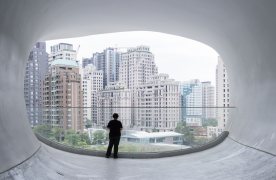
[49,43,77,63]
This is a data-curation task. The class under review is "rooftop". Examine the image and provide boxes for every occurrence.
[50,59,79,67]
[122,130,183,139]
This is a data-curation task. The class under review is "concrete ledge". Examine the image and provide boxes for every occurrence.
[35,131,229,159]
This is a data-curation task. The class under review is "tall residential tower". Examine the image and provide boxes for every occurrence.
[42,59,83,132]
[82,64,103,126]
[96,82,132,128]
[216,56,230,129]
[181,79,203,126]
[133,74,181,132]
[119,45,158,89]
[24,42,48,127]
[92,48,120,88]
[202,81,215,119]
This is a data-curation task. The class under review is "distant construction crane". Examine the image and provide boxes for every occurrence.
[76,45,80,56]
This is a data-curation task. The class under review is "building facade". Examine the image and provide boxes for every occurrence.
[24,42,48,127]
[42,59,83,132]
[92,48,120,88]
[201,81,215,119]
[119,45,158,89]
[133,74,180,132]
[82,64,103,126]
[49,43,77,63]
[207,126,224,139]
[181,79,203,127]
[216,56,230,129]
[96,82,132,128]
[82,57,93,68]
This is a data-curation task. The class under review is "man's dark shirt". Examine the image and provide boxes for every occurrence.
[107,120,123,137]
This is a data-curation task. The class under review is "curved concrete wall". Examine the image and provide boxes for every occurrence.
[0,0,276,173]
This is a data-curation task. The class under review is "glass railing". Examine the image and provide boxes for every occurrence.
[30,107,235,154]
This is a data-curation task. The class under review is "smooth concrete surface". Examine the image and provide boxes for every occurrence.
[1,139,276,180]
[1,0,276,178]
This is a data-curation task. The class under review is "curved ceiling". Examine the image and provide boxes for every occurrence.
[0,0,276,174]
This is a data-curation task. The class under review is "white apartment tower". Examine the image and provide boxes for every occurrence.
[82,64,103,126]
[96,83,132,128]
[119,45,158,89]
[202,81,215,119]
[133,74,181,132]
[49,43,77,63]
[216,56,230,129]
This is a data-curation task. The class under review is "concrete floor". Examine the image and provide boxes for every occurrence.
[1,138,275,180]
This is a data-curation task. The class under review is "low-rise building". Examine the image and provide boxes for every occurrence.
[121,130,183,144]
[207,126,224,139]
[186,117,202,127]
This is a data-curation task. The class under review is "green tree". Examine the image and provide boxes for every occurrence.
[33,124,52,138]
[66,133,80,146]
[64,129,80,146]
[52,127,64,142]
[79,132,91,145]
[77,141,88,148]
[92,130,106,145]
[85,119,92,129]
[175,122,194,145]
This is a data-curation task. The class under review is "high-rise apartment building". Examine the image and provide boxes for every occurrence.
[181,79,202,126]
[119,45,158,89]
[96,82,132,128]
[133,74,180,132]
[24,42,48,127]
[42,59,83,132]
[216,56,230,129]
[92,48,120,88]
[202,81,215,119]
[82,57,93,68]
[49,43,77,63]
[82,64,103,126]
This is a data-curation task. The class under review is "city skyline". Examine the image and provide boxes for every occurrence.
[46,31,219,85]
[24,41,227,139]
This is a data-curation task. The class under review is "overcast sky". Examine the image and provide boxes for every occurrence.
[46,31,219,85]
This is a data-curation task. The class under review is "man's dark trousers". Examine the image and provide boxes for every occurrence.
[106,136,120,157]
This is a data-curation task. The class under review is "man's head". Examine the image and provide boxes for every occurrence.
[113,113,119,120]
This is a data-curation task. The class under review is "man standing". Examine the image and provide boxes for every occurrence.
[106,113,123,159]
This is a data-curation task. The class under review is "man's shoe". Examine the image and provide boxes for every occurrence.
[105,155,110,158]
[114,155,118,159]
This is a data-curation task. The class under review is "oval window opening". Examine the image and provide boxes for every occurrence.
[24,31,232,156]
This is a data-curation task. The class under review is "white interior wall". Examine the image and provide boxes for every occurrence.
[0,0,276,173]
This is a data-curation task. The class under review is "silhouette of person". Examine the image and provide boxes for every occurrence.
[106,113,123,159]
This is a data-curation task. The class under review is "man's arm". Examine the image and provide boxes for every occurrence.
[106,121,111,129]
[120,122,123,131]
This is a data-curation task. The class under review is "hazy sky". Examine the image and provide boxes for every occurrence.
[46,31,219,85]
